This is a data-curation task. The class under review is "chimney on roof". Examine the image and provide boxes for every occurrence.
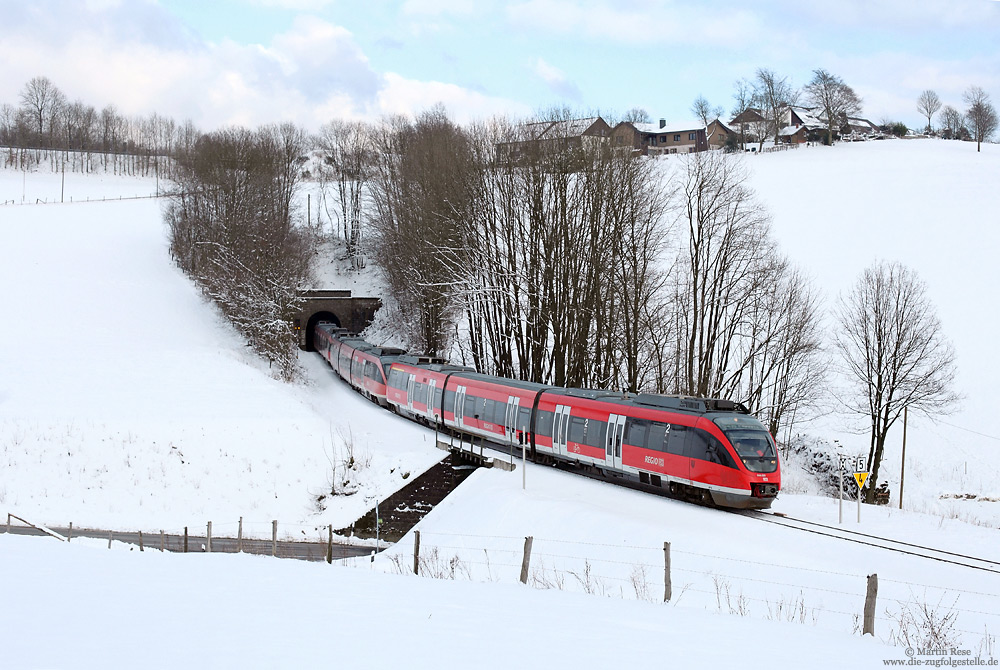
[659,118,666,129]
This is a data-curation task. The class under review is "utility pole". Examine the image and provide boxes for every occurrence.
[899,407,907,510]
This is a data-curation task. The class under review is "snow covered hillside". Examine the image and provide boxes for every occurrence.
[747,139,1000,525]
[0,164,444,536]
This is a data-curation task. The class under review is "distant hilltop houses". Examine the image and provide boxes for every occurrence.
[497,104,880,163]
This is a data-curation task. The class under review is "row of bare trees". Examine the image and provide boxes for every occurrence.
[332,108,826,439]
[917,87,998,149]
[2,75,197,176]
[165,124,313,380]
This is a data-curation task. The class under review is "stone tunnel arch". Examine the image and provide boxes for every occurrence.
[304,311,341,351]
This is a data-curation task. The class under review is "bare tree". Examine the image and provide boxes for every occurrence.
[368,106,476,357]
[165,125,313,380]
[803,69,862,145]
[621,107,651,124]
[916,90,942,134]
[939,105,966,140]
[18,76,64,145]
[731,78,758,151]
[317,119,373,265]
[753,68,797,146]
[834,261,959,503]
[691,95,724,128]
[963,86,998,152]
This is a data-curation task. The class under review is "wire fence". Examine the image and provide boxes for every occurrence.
[6,513,998,651]
[349,528,1000,651]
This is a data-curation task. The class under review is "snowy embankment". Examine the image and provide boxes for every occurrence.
[0,164,443,536]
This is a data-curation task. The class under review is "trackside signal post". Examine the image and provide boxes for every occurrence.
[839,455,869,524]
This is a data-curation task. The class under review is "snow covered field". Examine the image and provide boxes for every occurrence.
[2,141,999,668]
[747,139,1000,526]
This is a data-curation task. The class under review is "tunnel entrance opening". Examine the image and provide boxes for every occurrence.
[304,311,341,351]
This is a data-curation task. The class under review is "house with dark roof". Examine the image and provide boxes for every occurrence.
[496,116,612,164]
[610,118,708,156]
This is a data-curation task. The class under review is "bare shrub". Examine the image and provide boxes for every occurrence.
[530,559,566,591]
[886,595,961,650]
[765,591,816,625]
[629,564,655,603]
[712,575,750,617]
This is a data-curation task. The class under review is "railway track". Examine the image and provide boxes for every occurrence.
[744,510,1000,575]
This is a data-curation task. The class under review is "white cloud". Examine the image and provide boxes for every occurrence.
[506,0,762,47]
[377,72,531,123]
[242,0,336,9]
[0,1,527,130]
[401,0,478,15]
[533,58,583,102]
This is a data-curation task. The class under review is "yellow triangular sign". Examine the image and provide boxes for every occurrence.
[854,472,870,490]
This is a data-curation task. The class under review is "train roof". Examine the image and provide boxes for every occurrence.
[452,371,549,393]
[544,389,750,415]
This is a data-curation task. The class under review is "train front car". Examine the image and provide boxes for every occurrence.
[533,391,780,510]
[707,411,780,508]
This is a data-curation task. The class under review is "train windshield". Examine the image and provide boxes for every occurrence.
[714,416,778,473]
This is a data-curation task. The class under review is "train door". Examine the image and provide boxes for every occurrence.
[406,374,416,412]
[504,396,521,445]
[427,379,437,419]
[606,414,626,470]
[455,385,467,428]
[552,404,571,457]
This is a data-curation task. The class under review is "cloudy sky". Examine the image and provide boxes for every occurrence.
[2,0,998,132]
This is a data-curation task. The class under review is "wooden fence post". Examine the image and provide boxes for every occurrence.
[206,521,212,553]
[272,520,277,557]
[68,522,72,542]
[863,573,878,636]
[413,530,421,575]
[7,514,10,534]
[184,527,188,553]
[520,536,534,584]
[139,531,144,552]
[108,531,112,549]
[160,530,165,552]
[237,517,243,553]
[327,524,333,565]
[663,542,672,602]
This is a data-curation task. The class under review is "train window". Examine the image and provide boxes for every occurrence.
[517,407,531,432]
[583,420,607,448]
[666,424,687,455]
[686,429,737,468]
[714,416,778,473]
[647,422,668,452]
[393,369,407,389]
[464,395,477,419]
[434,387,443,411]
[536,410,554,437]
[483,399,497,423]
[493,400,508,425]
[413,382,426,404]
[443,389,455,410]
[569,416,586,444]
[624,418,649,447]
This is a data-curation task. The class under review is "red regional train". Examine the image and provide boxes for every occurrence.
[314,322,780,509]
